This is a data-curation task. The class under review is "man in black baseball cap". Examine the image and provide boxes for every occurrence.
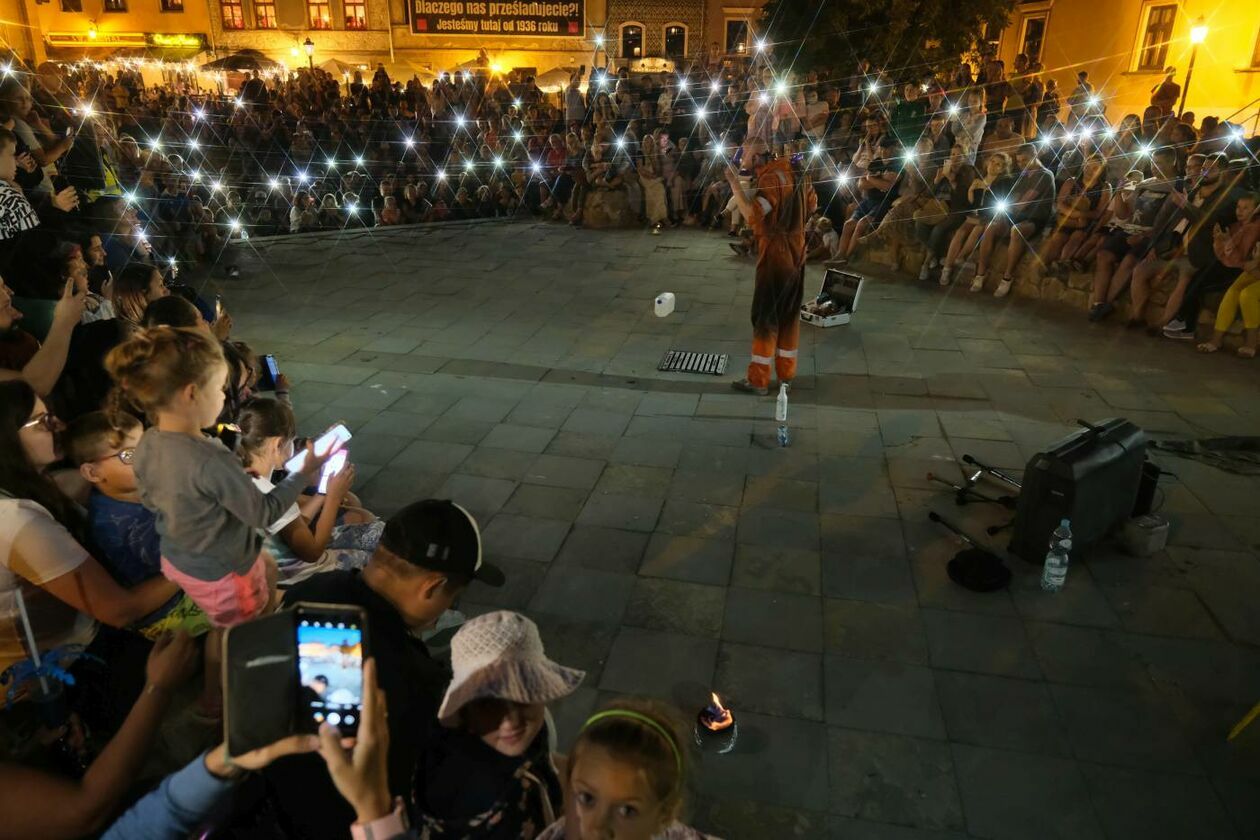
[251,499,503,836]
[378,498,506,593]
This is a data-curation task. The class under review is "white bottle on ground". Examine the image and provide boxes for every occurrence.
[775,383,790,447]
[1040,519,1072,592]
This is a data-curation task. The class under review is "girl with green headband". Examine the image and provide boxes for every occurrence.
[535,698,720,840]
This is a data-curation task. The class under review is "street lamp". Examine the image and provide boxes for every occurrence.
[303,37,315,70]
[1178,18,1207,116]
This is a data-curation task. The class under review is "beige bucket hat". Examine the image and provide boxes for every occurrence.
[437,610,585,726]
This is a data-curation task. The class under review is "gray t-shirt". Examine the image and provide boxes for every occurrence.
[134,429,306,581]
[1010,163,1056,223]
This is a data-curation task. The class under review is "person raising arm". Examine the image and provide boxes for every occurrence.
[0,632,197,840]
[0,277,84,397]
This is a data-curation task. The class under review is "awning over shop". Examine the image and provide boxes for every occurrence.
[45,33,208,63]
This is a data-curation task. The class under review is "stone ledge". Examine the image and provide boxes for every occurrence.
[852,235,1244,347]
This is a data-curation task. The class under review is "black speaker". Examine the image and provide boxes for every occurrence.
[1009,419,1148,563]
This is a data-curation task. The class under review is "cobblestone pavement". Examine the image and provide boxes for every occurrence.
[223,220,1260,839]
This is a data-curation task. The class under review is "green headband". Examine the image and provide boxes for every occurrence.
[581,710,683,779]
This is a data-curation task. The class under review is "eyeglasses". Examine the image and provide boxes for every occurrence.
[93,447,136,466]
[20,411,63,432]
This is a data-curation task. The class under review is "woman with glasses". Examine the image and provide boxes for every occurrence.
[0,380,180,712]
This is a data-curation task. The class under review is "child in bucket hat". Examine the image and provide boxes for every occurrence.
[411,610,584,838]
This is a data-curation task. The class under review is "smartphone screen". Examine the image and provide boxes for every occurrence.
[284,423,351,474]
[295,608,364,735]
[264,354,280,382]
[317,449,348,494]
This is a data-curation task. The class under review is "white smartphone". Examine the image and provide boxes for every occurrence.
[317,449,349,495]
[284,423,351,475]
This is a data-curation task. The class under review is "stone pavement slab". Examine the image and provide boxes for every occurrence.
[230,221,1260,838]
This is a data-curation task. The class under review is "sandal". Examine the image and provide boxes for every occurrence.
[1238,346,1257,358]
[1196,342,1220,353]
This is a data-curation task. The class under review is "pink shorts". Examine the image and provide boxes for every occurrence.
[160,553,272,628]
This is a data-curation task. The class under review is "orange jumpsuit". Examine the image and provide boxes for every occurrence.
[745,159,814,389]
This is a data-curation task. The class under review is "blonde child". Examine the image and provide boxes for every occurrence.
[104,326,331,627]
[539,700,718,840]
[235,397,378,587]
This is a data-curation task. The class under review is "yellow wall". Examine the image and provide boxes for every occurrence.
[23,0,214,62]
[1000,0,1260,127]
[205,0,610,76]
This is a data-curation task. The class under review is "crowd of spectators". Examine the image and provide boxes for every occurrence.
[0,40,1259,840]
[29,47,1257,351]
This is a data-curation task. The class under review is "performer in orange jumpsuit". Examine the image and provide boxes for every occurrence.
[725,139,815,395]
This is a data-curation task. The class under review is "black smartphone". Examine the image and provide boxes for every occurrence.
[257,353,280,390]
[294,604,367,737]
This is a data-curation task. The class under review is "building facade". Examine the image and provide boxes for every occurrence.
[995,0,1260,125]
[2,0,214,65]
[0,0,769,81]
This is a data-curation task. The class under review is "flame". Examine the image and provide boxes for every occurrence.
[711,693,727,713]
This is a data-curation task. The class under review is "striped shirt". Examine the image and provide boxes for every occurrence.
[0,181,41,241]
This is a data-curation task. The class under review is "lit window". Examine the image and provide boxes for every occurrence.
[1136,4,1177,71]
[725,20,748,54]
[161,0,184,10]
[344,0,366,29]
[621,24,643,59]
[308,0,332,30]
[103,0,127,11]
[1020,15,1046,63]
[255,0,277,28]
[221,0,244,29]
[664,25,686,60]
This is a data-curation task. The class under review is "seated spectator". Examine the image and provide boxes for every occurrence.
[1172,191,1260,339]
[536,699,715,839]
[805,216,839,261]
[1198,238,1260,357]
[1088,147,1180,321]
[412,610,584,834]
[379,195,402,225]
[971,143,1056,297]
[110,263,169,328]
[0,632,198,839]
[949,90,987,166]
[252,499,504,837]
[980,116,1024,161]
[63,410,210,640]
[0,380,180,709]
[0,275,83,396]
[1132,153,1242,334]
[1042,156,1113,273]
[834,136,900,263]
[140,294,211,334]
[915,144,978,282]
[938,152,1016,287]
[235,397,375,586]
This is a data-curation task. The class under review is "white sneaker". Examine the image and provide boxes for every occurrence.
[939,267,952,287]
[969,274,986,293]
[918,258,933,281]
[994,278,1013,298]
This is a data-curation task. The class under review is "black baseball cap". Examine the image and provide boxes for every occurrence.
[380,500,504,587]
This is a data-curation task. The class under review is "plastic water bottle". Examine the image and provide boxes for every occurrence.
[1040,519,1072,592]
[775,383,790,447]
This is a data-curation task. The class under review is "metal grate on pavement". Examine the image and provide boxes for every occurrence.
[657,350,729,376]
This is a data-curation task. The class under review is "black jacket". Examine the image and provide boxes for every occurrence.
[230,570,449,839]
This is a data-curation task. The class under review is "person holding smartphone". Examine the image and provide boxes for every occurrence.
[236,399,377,587]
